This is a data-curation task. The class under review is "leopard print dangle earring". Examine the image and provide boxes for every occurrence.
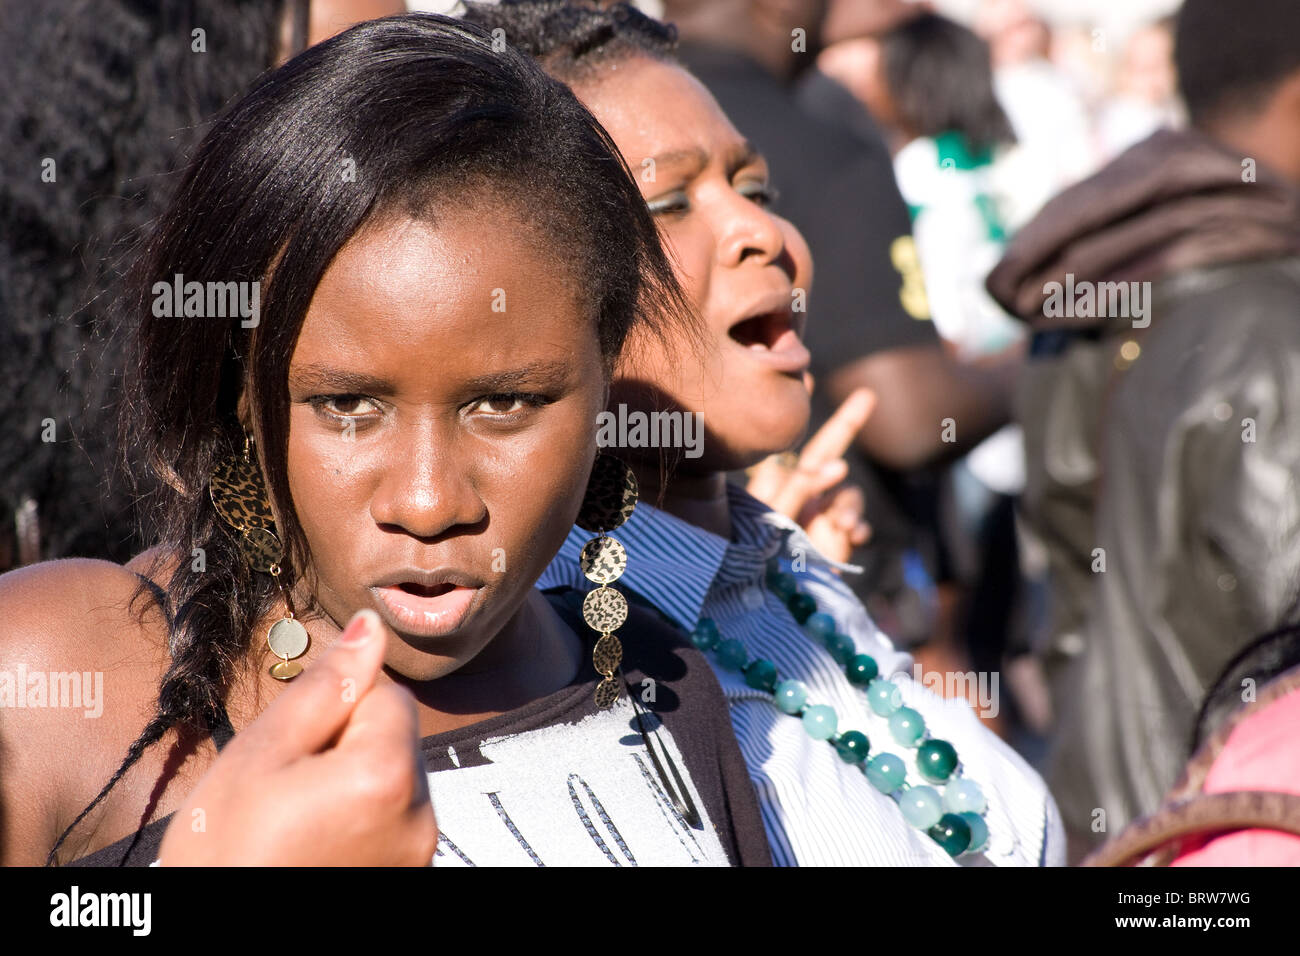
[209,432,311,680]
[575,453,638,709]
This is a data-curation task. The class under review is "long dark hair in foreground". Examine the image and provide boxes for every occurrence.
[48,11,690,864]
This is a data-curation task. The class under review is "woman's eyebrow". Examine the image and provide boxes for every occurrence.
[288,359,575,395]
[459,359,574,393]
[649,145,708,176]
[724,140,763,176]
[288,364,397,394]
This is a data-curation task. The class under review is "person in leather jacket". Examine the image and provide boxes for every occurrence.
[985,0,1300,856]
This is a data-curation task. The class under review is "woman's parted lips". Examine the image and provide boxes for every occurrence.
[369,566,487,592]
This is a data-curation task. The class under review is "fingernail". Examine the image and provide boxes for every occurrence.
[339,609,377,646]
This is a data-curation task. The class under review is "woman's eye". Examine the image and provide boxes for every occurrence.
[468,393,544,417]
[311,395,379,422]
[738,182,778,207]
[646,191,689,216]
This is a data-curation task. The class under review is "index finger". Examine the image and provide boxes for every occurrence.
[798,388,877,467]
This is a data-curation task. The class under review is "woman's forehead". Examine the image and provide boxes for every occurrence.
[577,56,743,166]
[288,214,597,388]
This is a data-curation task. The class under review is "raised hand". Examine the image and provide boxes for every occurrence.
[158,608,437,866]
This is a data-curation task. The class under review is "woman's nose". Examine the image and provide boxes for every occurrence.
[368,436,486,539]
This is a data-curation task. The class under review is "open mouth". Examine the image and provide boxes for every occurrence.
[371,579,479,638]
[729,308,790,346]
[396,581,455,598]
[727,307,811,373]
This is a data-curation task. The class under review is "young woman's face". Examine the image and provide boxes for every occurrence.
[280,204,606,680]
[574,56,815,473]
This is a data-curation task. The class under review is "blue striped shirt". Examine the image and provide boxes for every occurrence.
[538,482,1065,866]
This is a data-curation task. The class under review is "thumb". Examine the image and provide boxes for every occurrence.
[238,608,389,766]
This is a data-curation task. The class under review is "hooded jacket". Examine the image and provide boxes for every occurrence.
[986,127,1300,842]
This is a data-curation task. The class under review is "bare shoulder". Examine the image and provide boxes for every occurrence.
[0,555,170,666]
[0,554,174,864]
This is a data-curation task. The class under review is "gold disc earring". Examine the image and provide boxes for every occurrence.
[209,433,310,680]
[575,453,639,709]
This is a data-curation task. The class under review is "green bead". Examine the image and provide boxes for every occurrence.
[928,813,972,857]
[846,653,878,685]
[717,638,748,671]
[866,753,906,793]
[917,739,958,782]
[943,778,986,815]
[898,785,943,829]
[691,618,720,651]
[743,658,778,692]
[774,679,809,714]
[889,706,926,747]
[803,611,836,643]
[866,679,902,716]
[958,812,989,853]
[826,632,856,666]
[787,592,817,624]
[770,572,798,602]
[833,730,870,764]
[802,704,838,741]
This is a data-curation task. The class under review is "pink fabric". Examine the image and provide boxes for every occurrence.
[1171,686,1300,866]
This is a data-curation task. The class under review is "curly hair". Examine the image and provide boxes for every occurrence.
[460,0,679,84]
[0,0,294,570]
[45,10,691,865]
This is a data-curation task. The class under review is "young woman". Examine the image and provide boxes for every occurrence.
[0,13,770,867]
[464,0,1065,866]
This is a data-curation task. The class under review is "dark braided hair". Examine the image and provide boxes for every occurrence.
[460,0,679,84]
[47,11,691,865]
[0,0,296,571]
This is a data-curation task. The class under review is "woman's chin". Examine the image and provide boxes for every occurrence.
[729,423,815,472]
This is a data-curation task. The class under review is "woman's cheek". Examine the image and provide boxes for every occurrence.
[658,220,714,309]
[286,424,373,546]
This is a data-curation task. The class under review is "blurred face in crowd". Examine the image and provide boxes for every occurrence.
[975,0,1049,68]
[818,36,893,122]
[573,56,815,474]
[1119,24,1176,105]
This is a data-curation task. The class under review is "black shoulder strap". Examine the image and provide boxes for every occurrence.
[132,571,174,629]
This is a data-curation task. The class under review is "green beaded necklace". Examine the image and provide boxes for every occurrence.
[688,557,991,858]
